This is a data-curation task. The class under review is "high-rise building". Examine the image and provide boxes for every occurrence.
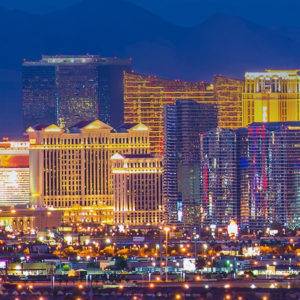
[124,72,216,154]
[200,128,238,228]
[242,70,300,127]
[235,128,249,228]
[22,55,131,129]
[27,120,149,224]
[112,153,163,226]
[213,75,244,129]
[22,63,57,127]
[0,141,30,206]
[248,122,300,229]
[163,99,218,228]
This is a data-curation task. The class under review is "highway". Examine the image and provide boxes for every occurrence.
[5,278,295,290]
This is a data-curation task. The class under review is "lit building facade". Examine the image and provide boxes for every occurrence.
[200,128,238,228]
[23,55,131,129]
[163,99,218,228]
[27,120,149,224]
[248,122,300,229]
[0,207,62,231]
[0,141,30,206]
[214,75,244,129]
[235,128,249,228]
[124,72,215,154]
[242,70,300,126]
[111,153,163,226]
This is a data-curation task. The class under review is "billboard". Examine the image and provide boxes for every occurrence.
[133,236,145,243]
[0,155,29,168]
[0,260,7,269]
[183,258,196,272]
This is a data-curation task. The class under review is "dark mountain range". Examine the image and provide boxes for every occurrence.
[4,0,300,28]
[0,0,80,14]
[1,0,300,79]
[1,0,300,137]
[129,0,300,28]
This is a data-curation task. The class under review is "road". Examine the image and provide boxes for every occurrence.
[6,278,295,290]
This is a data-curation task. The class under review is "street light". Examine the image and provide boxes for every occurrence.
[149,262,156,281]
[193,234,199,258]
[164,227,170,282]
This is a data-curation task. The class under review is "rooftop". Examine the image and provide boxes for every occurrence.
[111,153,156,160]
[245,69,300,79]
[23,55,131,66]
[26,120,148,134]
[249,121,300,130]
[115,123,149,132]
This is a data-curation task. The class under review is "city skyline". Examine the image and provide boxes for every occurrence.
[17,66,300,232]
[13,65,300,229]
[0,1,299,297]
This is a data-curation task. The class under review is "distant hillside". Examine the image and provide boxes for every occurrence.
[3,0,300,28]
[128,0,300,28]
[1,0,300,137]
[0,0,300,79]
[0,0,80,13]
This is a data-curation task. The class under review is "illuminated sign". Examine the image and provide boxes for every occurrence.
[0,142,29,149]
[263,106,268,122]
[0,155,29,168]
[10,142,30,148]
[29,138,37,145]
[44,124,62,132]
[177,202,183,222]
[118,225,125,232]
[183,258,196,271]
[242,247,260,257]
[58,227,72,232]
[0,260,7,269]
[111,153,125,160]
[132,123,148,131]
[227,220,238,237]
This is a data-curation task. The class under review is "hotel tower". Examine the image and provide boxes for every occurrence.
[27,120,149,224]
[112,153,163,226]
[242,70,300,126]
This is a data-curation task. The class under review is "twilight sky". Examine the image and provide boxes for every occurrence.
[0,0,298,139]
[1,0,300,27]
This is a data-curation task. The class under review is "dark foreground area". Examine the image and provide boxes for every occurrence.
[1,286,300,300]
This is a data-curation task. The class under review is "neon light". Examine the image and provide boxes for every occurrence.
[263,106,268,122]
[227,220,238,237]
[204,167,208,203]
[26,127,35,133]
[29,139,37,145]
[131,123,148,131]
[111,153,125,160]
[83,120,113,130]
[44,124,62,132]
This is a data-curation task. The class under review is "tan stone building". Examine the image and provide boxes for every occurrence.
[27,120,150,224]
[0,207,62,231]
[111,153,163,226]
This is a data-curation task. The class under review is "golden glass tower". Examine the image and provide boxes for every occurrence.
[124,72,215,154]
[242,70,300,126]
[214,75,244,129]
